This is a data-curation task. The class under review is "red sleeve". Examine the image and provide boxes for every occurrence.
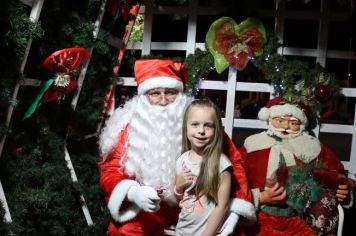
[223,132,252,202]
[319,144,346,175]
[98,126,130,203]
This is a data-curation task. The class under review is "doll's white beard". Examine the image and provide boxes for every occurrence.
[122,93,190,203]
[267,122,304,139]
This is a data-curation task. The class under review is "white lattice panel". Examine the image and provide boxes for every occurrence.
[119,0,356,179]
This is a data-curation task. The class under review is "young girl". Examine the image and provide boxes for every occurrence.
[175,98,232,236]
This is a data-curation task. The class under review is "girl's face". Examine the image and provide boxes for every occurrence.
[186,106,216,152]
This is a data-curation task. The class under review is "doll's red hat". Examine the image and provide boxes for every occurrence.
[258,97,307,124]
[134,59,187,95]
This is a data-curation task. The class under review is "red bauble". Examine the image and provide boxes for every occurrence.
[314,84,331,101]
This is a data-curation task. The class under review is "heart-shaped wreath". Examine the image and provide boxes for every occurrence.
[206,17,266,73]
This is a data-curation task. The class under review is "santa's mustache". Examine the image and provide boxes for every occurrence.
[274,128,299,134]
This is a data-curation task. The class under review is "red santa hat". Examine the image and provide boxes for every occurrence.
[258,97,308,124]
[134,59,187,95]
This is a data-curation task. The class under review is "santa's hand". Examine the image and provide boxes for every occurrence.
[260,182,287,205]
[127,185,161,212]
[218,212,239,236]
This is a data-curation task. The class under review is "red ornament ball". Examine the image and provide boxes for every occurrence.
[314,84,331,101]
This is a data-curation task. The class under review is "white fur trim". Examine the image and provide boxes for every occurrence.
[266,144,296,178]
[258,107,270,121]
[259,103,307,124]
[244,132,277,153]
[289,133,321,163]
[244,132,321,164]
[229,198,256,223]
[107,180,140,223]
[137,76,183,95]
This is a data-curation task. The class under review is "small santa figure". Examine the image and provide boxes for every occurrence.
[240,97,353,236]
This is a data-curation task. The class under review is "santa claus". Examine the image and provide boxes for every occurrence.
[240,97,353,235]
[98,59,256,235]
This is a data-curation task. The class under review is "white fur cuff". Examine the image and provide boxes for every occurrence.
[107,180,140,223]
[342,190,354,209]
[230,198,257,223]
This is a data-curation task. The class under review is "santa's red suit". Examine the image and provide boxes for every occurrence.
[98,59,256,235]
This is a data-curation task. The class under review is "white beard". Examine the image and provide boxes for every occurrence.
[122,93,190,204]
[267,121,305,139]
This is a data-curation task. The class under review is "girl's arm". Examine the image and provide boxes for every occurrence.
[201,170,231,236]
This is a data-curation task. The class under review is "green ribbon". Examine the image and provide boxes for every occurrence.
[23,78,55,120]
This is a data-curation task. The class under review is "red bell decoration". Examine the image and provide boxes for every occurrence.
[314,84,331,101]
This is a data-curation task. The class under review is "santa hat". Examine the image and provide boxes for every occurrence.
[258,97,308,125]
[134,59,187,95]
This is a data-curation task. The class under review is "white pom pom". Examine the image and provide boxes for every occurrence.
[258,107,270,121]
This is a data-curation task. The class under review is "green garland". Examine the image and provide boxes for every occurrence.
[253,35,341,119]
[184,48,214,96]
[183,34,341,119]
[129,14,144,42]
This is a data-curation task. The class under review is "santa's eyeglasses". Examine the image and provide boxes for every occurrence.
[145,89,178,102]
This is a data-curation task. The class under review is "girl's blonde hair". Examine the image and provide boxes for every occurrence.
[182,98,224,204]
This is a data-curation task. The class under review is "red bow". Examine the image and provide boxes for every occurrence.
[42,47,91,102]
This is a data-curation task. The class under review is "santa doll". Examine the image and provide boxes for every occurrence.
[98,59,256,235]
[240,97,353,236]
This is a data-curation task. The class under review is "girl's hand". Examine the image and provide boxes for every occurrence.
[260,182,287,205]
[175,163,194,192]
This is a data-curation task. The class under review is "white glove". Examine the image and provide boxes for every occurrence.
[127,185,161,212]
[218,212,239,236]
